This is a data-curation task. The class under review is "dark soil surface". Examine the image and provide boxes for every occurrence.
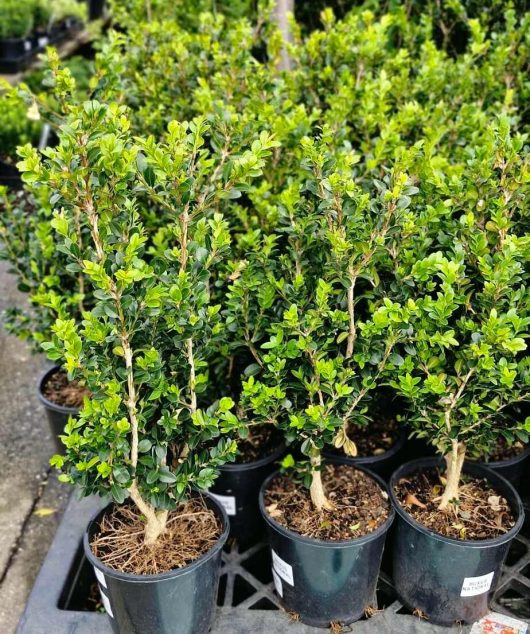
[235,425,283,463]
[394,468,516,540]
[90,497,222,575]
[329,416,401,457]
[264,463,390,540]
[479,437,527,463]
[42,369,89,408]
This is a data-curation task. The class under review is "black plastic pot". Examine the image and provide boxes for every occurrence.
[0,160,23,188]
[37,366,79,454]
[259,463,395,628]
[0,37,32,59]
[323,429,407,479]
[84,493,229,634]
[477,443,530,488]
[33,33,50,50]
[210,443,285,547]
[88,0,106,20]
[390,457,525,626]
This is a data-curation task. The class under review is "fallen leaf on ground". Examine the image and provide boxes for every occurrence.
[34,507,56,517]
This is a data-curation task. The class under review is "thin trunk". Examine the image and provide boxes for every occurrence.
[309,452,334,511]
[186,338,197,414]
[180,212,189,273]
[80,153,166,545]
[439,440,466,510]
[273,0,294,71]
[345,272,356,358]
[129,482,168,545]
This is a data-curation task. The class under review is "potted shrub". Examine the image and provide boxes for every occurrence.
[0,0,34,59]
[0,62,100,448]
[18,99,278,632]
[32,0,52,48]
[238,137,425,626]
[206,236,286,547]
[388,121,528,625]
[0,184,89,451]
[0,89,41,187]
[48,0,86,37]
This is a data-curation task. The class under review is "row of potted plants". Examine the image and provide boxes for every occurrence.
[1,2,529,632]
[0,0,87,61]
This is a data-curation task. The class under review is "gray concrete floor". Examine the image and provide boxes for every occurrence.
[0,261,70,634]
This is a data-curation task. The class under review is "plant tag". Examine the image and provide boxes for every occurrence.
[94,567,107,588]
[209,492,236,516]
[272,568,283,597]
[272,549,294,586]
[470,611,527,633]
[24,40,32,52]
[38,36,49,47]
[460,571,494,597]
[100,591,114,618]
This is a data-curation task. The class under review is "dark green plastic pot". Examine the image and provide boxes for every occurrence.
[209,443,284,548]
[390,457,524,626]
[477,442,530,488]
[84,493,229,634]
[37,366,79,455]
[259,463,394,628]
[323,429,407,479]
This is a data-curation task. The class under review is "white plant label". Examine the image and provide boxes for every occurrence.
[272,568,283,598]
[272,549,294,586]
[209,493,236,516]
[100,591,114,618]
[38,36,49,47]
[24,40,32,51]
[94,568,107,588]
[460,572,494,597]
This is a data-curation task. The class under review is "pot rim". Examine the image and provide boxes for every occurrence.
[219,442,285,472]
[83,490,229,583]
[323,428,407,464]
[259,461,395,548]
[389,457,525,548]
[476,441,530,469]
[37,365,80,415]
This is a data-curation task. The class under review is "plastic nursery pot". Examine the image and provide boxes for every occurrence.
[0,37,32,59]
[259,463,395,628]
[37,366,79,455]
[389,457,525,626]
[209,443,285,548]
[0,160,23,189]
[323,429,407,480]
[476,443,530,488]
[84,492,229,634]
[88,0,106,20]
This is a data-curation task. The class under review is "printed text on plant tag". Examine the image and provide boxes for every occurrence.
[209,493,236,516]
[461,572,494,597]
[272,549,294,586]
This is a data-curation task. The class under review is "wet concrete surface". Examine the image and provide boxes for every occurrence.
[0,261,69,633]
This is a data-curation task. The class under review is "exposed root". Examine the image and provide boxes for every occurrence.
[90,498,221,575]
